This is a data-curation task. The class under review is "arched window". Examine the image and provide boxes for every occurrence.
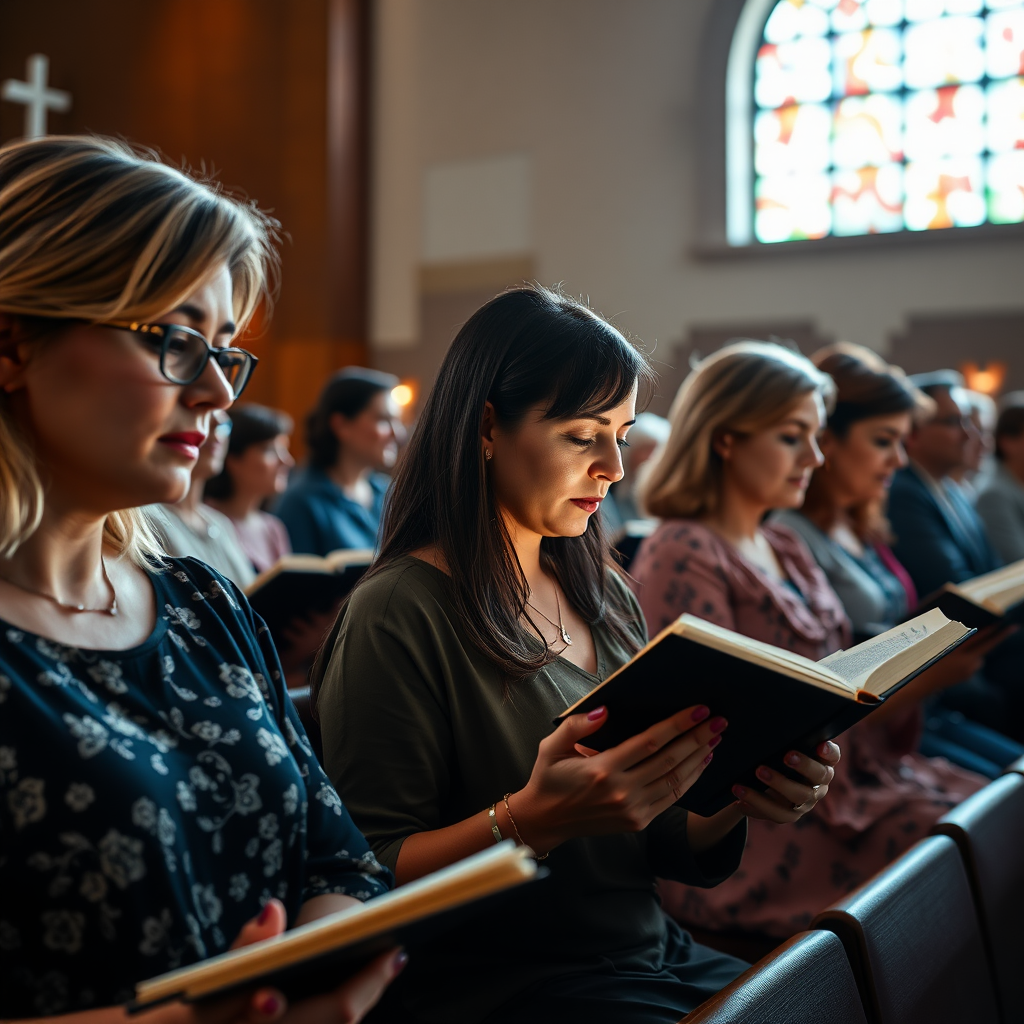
[726,0,1024,245]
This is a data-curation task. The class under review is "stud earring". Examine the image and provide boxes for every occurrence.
[484,449,493,461]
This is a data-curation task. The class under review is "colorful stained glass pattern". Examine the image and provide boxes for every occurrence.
[753,0,1024,240]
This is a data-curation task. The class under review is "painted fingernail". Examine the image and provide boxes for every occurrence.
[757,766,772,782]
[587,706,606,721]
[708,734,722,749]
[703,751,714,765]
[732,785,747,798]
[393,950,409,975]
[256,993,281,1017]
[691,705,710,722]
[709,716,728,734]
[786,752,801,766]
[257,902,273,926]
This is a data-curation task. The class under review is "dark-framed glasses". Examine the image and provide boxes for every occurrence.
[106,321,258,400]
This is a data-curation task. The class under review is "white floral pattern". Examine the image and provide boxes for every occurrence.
[0,557,390,1017]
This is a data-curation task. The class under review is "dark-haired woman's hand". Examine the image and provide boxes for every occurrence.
[508,704,726,855]
[732,739,840,823]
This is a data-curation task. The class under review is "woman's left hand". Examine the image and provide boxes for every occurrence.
[732,740,840,823]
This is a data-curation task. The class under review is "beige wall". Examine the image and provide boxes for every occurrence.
[369,0,1024,396]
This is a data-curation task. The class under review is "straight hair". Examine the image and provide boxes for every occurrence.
[310,285,654,703]
[306,367,398,470]
[204,403,294,500]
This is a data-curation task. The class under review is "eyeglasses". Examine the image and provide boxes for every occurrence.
[105,321,258,400]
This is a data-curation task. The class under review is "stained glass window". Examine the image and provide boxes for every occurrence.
[753,0,1024,242]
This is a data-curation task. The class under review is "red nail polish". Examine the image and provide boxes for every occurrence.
[256,994,281,1016]
[709,716,728,734]
[691,705,710,722]
[757,766,772,782]
[786,752,801,766]
[587,706,606,721]
[393,950,409,975]
[257,902,272,926]
[733,784,746,798]
[703,751,714,765]
[708,734,722,749]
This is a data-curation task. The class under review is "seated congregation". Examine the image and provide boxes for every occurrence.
[1,134,1022,1024]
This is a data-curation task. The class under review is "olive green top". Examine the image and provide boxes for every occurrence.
[319,555,746,1023]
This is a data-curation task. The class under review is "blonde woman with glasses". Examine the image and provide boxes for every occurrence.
[631,341,984,942]
[0,136,401,1023]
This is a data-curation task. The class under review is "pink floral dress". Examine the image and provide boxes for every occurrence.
[630,519,985,938]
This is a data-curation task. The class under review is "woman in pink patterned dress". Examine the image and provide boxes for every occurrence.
[631,341,985,939]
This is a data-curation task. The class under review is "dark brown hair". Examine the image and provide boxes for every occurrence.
[306,367,398,469]
[310,285,653,705]
[995,401,1024,461]
[204,403,294,500]
[802,343,928,541]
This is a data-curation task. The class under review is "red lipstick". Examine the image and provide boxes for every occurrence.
[158,431,207,460]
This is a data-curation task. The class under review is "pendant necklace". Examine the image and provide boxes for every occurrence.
[526,586,572,646]
[0,558,119,616]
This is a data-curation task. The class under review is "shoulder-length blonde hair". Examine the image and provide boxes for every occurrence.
[0,135,279,563]
[640,340,835,520]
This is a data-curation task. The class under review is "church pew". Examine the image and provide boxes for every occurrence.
[682,929,868,1024]
[812,835,998,1024]
[1003,754,1024,778]
[931,772,1024,1024]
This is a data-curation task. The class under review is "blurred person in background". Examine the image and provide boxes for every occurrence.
[777,344,1020,779]
[950,389,997,500]
[276,368,404,555]
[887,371,1000,600]
[205,403,294,572]
[631,341,986,940]
[148,408,256,587]
[976,394,1024,564]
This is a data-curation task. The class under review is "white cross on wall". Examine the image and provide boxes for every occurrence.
[1,54,72,139]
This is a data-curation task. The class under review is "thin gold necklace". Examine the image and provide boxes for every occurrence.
[0,558,119,616]
[526,586,572,646]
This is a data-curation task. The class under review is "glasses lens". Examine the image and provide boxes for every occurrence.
[161,327,207,384]
[215,349,255,399]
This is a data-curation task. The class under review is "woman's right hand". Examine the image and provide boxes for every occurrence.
[510,704,726,855]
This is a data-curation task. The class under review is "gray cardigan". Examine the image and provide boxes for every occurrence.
[976,463,1024,564]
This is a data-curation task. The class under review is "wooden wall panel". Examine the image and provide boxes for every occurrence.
[0,0,370,457]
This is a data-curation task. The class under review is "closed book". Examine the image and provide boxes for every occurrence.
[130,843,539,1012]
[244,549,373,648]
[556,609,973,816]
[916,557,1024,629]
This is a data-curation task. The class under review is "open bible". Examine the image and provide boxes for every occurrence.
[130,843,539,1012]
[556,608,973,816]
[917,557,1024,630]
[244,548,373,648]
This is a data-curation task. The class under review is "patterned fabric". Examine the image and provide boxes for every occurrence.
[631,519,985,938]
[0,558,391,1017]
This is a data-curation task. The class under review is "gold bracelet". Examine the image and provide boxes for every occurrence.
[503,792,549,861]
[487,803,503,844]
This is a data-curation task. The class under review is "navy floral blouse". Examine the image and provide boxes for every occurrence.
[0,557,392,1017]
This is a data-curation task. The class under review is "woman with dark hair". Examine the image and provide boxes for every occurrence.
[275,368,403,555]
[311,286,837,1024]
[205,403,295,572]
[783,344,1021,778]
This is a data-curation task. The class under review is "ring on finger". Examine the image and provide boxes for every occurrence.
[791,785,821,812]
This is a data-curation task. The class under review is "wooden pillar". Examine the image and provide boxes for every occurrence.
[0,0,371,457]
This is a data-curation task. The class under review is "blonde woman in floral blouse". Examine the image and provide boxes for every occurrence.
[632,341,985,939]
[0,136,400,1022]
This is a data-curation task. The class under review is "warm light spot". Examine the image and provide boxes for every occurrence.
[391,383,415,407]
[961,362,1007,396]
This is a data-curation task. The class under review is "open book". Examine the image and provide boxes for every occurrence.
[130,843,539,1012]
[556,609,973,816]
[917,557,1024,630]
[244,549,373,648]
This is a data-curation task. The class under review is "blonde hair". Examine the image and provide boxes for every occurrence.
[0,135,280,562]
[640,341,835,519]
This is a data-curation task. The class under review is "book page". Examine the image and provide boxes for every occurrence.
[326,548,375,570]
[819,609,963,694]
[957,557,1024,613]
